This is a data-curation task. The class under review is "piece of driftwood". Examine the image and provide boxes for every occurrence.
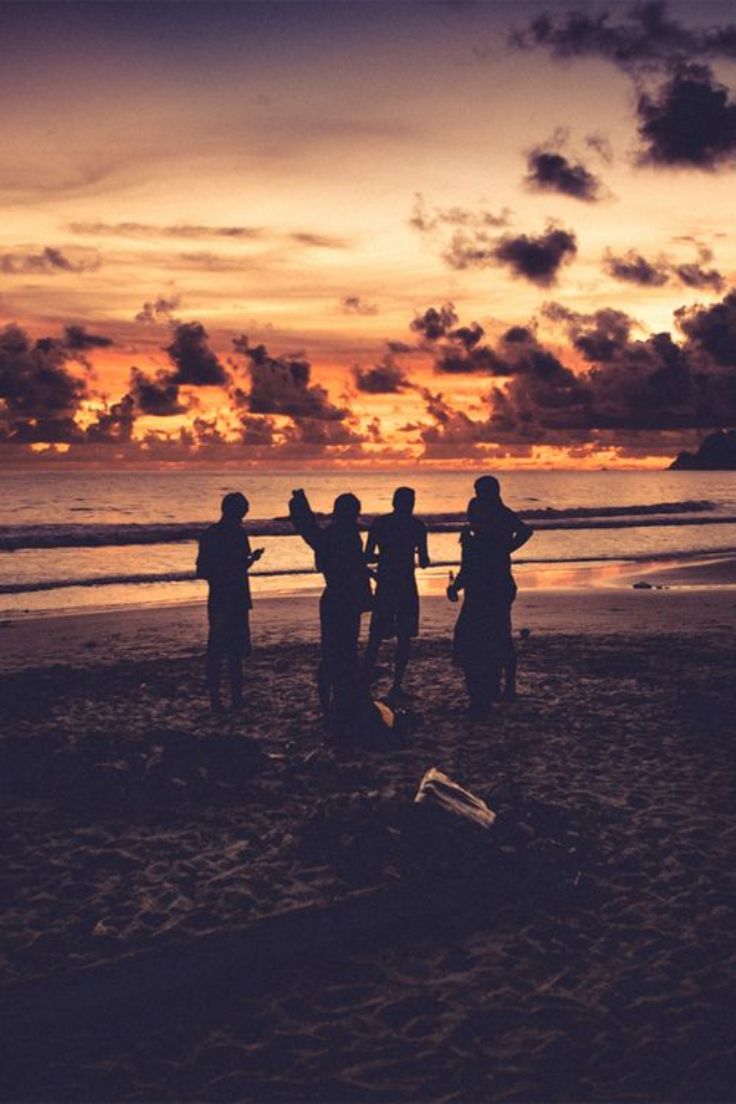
[414,768,496,830]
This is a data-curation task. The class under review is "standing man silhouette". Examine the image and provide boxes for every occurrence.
[289,488,372,736]
[363,486,429,702]
[196,492,263,711]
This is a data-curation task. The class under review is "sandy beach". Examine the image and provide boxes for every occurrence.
[1,560,735,1101]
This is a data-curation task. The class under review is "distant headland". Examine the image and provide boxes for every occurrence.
[670,430,736,471]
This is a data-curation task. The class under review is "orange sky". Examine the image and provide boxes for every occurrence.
[2,1,736,468]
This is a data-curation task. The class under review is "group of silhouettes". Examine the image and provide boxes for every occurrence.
[196,476,533,732]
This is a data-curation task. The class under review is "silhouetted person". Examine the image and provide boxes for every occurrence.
[196,492,263,711]
[363,486,429,701]
[289,488,372,736]
[448,482,532,718]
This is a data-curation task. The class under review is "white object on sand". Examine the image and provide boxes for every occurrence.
[414,768,496,830]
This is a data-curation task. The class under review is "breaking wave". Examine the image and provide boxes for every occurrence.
[2,546,735,597]
[0,500,725,551]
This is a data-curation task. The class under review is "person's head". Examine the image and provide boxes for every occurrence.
[333,492,361,524]
[474,474,501,507]
[221,491,249,522]
[392,486,415,515]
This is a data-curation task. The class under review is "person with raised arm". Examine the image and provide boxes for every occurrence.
[196,492,264,712]
[363,486,429,703]
[288,488,372,736]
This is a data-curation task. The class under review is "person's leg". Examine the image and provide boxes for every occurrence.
[466,655,495,719]
[318,595,334,718]
[227,648,244,707]
[463,663,485,718]
[392,633,411,693]
[363,626,382,681]
[330,609,362,738]
[206,637,224,710]
[501,648,517,700]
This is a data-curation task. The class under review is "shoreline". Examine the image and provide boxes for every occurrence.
[1,552,735,674]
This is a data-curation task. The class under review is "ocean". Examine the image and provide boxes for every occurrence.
[2,469,736,617]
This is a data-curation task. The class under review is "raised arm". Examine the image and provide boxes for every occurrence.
[288,489,324,555]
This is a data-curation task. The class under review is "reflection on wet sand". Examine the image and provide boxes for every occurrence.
[422,553,736,594]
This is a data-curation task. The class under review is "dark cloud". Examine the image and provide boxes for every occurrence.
[165,322,228,386]
[283,418,363,447]
[62,326,113,351]
[672,259,725,292]
[603,249,670,286]
[0,247,100,275]
[420,310,562,377]
[353,352,408,393]
[450,323,485,351]
[69,221,263,240]
[585,131,614,162]
[239,413,276,448]
[0,323,88,443]
[510,2,736,74]
[603,246,725,290]
[419,289,736,452]
[542,302,634,362]
[492,225,578,286]
[128,367,186,416]
[239,341,347,420]
[289,232,350,249]
[411,197,577,283]
[675,289,736,366]
[637,63,736,168]
[410,194,512,272]
[340,295,378,316]
[409,193,510,234]
[512,6,736,171]
[410,303,459,341]
[135,295,181,325]
[85,395,136,444]
[525,141,603,201]
[434,337,507,376]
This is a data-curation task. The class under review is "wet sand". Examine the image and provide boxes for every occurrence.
[1,572,736,1101]
[2,551,735,673]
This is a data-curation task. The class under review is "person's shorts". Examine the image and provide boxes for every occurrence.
[370,583,419,640]
[207,595,252,656]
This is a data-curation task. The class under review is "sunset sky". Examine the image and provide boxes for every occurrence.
[2,0,736,468]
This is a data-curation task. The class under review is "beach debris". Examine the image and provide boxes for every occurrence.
[632,581,653,589]
[399,769,498,880]
[414,768,496,830]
